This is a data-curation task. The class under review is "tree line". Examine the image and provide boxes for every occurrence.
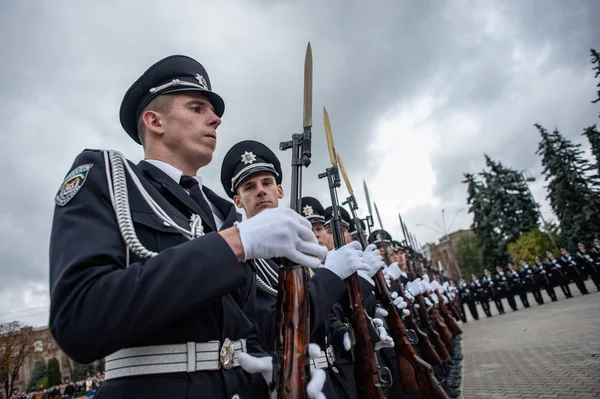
[457,48,600,278]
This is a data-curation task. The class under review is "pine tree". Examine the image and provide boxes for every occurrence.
[463,156,540,268]
[582,125,600,174]
[590,48,600,107]
[26,360,47,391]
[47,357,62,387]
[535,124,600,248]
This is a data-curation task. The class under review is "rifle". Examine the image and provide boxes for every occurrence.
[319,108,385,398]
[273,42,312,398]
[339,159,421,396]
[433,289,462,336]
[366,197,448,398]
[399,217,451,362]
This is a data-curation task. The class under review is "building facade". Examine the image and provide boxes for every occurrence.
[429,229,471,282]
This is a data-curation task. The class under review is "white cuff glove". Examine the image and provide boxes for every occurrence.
[362,244,385,277]
[384,274,392,288]
[421,273,431,283]
[236,207,327,268]
[424,297,434,311]
[323,241,370,280]
[431,293,439,305]
[342,332,352,351]
[390,292,410,318]
[372,317,394,351]
[383,262,402,281]
[405,278,422,297]
[237,343,326,399]
[403,290,415,304]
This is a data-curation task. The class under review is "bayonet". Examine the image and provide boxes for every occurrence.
[303,43,313,129]
[373,201,385,232]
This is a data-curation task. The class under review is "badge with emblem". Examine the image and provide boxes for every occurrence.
[55,164,93,206]
[240,151,257,165]
[219,338,235,370]
[302,205,314,217]
[195,73,208,90]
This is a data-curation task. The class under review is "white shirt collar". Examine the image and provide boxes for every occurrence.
[144,159,204,187]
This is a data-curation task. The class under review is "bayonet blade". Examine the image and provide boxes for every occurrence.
[323,107,337,166]
[363,180,374,217]
[337,152,353,195]
[303,42,313,129]
[373,202,385,231]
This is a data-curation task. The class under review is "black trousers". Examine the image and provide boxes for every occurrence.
[493,297,505,314]
[517,290,530,308]
[466,301,479,320]
[532,287,544,305]
[555,273,572,298]
[480,300,492,317]
[506,293,518,311]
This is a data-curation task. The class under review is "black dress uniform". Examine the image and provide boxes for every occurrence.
[576,244,600,291]
[49,55,268,399]
[560,249,588,295]
[507,265,529,308]
[219,141,355,399]
[521,261,544,305]
[495,267,517,311]
[458,280,478,321]
[536,257,557,302]
[546,252,572,299]
[470,276,491,318]
[483,271,504,314]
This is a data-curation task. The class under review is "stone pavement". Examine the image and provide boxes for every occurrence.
[460,280,600,399]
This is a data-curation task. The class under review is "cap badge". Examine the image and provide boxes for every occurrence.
[376,233,382,241]
[195,73,208,89]
[302,205,314,216]
[241,151,257,165]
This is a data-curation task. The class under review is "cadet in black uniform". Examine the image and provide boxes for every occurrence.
[520,259,544,305]
[495,265,517,311]
[219,140,382,398]
[471,274,492,318]
[536,256,557,302]
[560,248,588,295]
[577,242,600,291]
[508,262,529,308]
[458,278,478,321]
[48,55,328,399]
[483,269,504,314]
[545,251,572,299]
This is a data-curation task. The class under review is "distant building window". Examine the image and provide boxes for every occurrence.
[34,340,43,352]
[48,341,56,350]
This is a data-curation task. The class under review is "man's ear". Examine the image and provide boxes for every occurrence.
[277,184,284,199]
[233,194,243,209]
[142,110,165,137]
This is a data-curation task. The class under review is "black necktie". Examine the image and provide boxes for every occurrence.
[179,175,216,230]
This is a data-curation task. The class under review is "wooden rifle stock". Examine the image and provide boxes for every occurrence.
[346,273,386,399]
[374,271,450,399]
[416,295,451,362]
[434,291,462,336]
[273,267,310,398]
[424,294,454,350]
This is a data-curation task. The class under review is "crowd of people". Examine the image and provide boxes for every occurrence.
[3,373,104,399]
[456,240,600,320]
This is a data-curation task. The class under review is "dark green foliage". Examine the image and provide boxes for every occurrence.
[47,357,62,387]
[535,124,600,248]
[582,125,600,174]
[463,156,540,268]
[455,230,484,278]
[590,48,600,107]
[26,360,46,391]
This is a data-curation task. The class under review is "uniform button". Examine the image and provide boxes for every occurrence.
[231,395,240,399]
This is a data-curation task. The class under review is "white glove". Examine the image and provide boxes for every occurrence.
[323,241,370,280]
[431,280,443,292]
[424,297,434,311]
[430,293,439,305]
[403,289,415,304]
[443,282,450,291]
[390,292,410,318]
[384,274,392,288]
[405,278,422,296]
[419,281,432,294]
[362,244,385,277]
[237,343,326,399]
[421,273,431,283]
[372,318,394,350]
[236,207,327,268]
[342,332,352,351]
[383,262,402,281]
[442,294,449,304]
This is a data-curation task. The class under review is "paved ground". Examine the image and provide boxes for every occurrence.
[459,280,600,399]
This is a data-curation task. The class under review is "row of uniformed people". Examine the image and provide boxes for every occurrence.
[48,54,463,399]
[457,244,600,320]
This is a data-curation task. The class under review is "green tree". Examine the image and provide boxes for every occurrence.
[455,230,484,278]
[582,125,600,174]
[535,124,600,248]
[507,228,561,265]
[26,360,47,391]
[590,48,600,108]
[47,357,62,387]
[463,155,540,267]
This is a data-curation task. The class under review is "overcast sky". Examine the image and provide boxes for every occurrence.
[1,0,598,327]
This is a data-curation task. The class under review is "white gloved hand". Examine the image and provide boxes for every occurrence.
[342,332,352,351]
[362,244,385,277]
[372,317,395,350]
[431,280,443,292]
[442,294,449,304]
[431,293,439,305]
[424,297,434,311]
[443,281,450,291]
[383,262,402,281]
[323,241,370,280]
[421,273,431,283]
[236,207,327,268]
[403,289,415,304]
[384,274,392,288]
[375,307,389,318]
[419,281,432,294]
[390,292,410,318]
[405,278,422,296]
[238,344,327,399]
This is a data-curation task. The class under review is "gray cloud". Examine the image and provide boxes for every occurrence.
[0,0,598,325]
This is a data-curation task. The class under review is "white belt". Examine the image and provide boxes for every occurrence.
[104,338,247,380]
[310,346,336,370]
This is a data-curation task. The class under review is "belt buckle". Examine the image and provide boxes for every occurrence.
[220,338,235,370]
[326,345,336,366]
